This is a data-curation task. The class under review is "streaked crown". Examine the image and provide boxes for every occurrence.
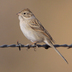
[17,8,34,18]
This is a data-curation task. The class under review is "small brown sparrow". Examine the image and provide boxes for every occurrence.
[17,8,68,64]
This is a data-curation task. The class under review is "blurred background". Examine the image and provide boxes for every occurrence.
[0,0,72,72]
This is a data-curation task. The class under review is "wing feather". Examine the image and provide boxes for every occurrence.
[29,18,55,43]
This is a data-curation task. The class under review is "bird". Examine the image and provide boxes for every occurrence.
[17,8,68,64]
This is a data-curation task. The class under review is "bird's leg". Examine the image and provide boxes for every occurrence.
[26,43,31,51]
[31,42,38,51]
[26,42,36,50]
[26,41,38,51]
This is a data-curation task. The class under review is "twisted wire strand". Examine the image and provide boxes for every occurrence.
[0,41,72,51]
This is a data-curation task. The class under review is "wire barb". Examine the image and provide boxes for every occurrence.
[17,41,21,51]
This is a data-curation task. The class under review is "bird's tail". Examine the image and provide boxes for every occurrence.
[45,40,68,64]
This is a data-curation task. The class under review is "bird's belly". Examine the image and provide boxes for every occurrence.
[20,23,44,43]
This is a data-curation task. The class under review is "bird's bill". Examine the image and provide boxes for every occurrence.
[16,12,21,16]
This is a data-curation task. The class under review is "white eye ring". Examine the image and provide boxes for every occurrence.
[24,13,26,14]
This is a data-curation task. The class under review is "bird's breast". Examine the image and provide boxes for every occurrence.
[19,21,44,42]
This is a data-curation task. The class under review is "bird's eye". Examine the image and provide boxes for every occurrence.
[24,13,26,14]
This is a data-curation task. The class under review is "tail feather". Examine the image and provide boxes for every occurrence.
[45,40,68,64]
[50,43,68,64]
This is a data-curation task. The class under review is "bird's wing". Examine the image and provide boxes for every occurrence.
[29,18,68,64]
[29,18,55,43]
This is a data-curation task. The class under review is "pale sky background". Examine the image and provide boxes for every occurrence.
[0,0,72,72]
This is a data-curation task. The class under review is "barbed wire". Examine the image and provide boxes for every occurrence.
[0,41,72,51]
